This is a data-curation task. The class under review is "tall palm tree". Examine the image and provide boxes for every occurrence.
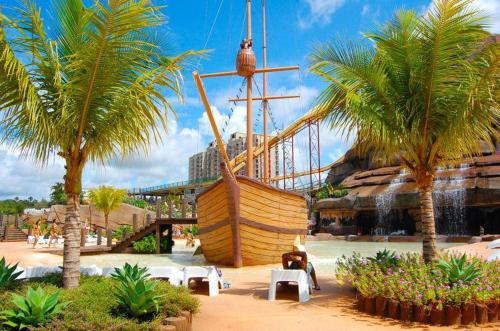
[0,0,199,287]
[309,0,498,262]
[88,186,128,231]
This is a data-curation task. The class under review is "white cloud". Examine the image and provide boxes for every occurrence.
[473,0,500,33]
[299,0,346,29]
[361,4,369,16]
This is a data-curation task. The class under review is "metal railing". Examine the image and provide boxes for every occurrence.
[130,176,219,194]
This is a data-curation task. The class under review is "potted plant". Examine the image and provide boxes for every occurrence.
[430,301,445,325]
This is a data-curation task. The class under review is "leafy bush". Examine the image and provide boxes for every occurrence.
[113,225,133,240]
[1,287,69,329]
[111,263,149,283]
[0,258,22,288]
[183,225,199,236]
[132,235,156,254]
[436,253,480,286]
[0,275,199,331]
[123,197,148,209]
[316,183,348,200]
[336,252,500,308]
[114,278,164,318]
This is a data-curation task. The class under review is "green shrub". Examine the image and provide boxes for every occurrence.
[133,235,156,254]
[114,278,164,318]
[1,287,69,330]
[0,275,199,331]
[183,225,198,236]
[111,263,149,283]
[123,197,148,209]
[436,254,480,286]
[367,249,400,271]
[113,225,133,240]
[0,258,23,288]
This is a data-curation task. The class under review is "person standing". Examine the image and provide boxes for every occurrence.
[47,220,59,248]
[32,221,41,249]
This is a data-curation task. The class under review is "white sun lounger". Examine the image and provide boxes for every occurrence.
[80,265,102,276]
[487,250,500,262]
[487,239,500,249]
[101,267,115,277]
[23,266,62,278]
[268,269,311,303]
[182,266,222,296]
[147,266,183,286]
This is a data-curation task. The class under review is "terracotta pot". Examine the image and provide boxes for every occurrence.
[387,299,400,320]
[375,296,387,317]
[413,305,430,324]
[400,302,413,321]
[476,303,488,324]
[364,296,376,315]
[356,294,366,310]
[445,305,461,326]
[430,307,445,325]
[461,302,475,325]
[487,301,498,323]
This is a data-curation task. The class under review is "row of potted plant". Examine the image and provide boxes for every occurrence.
[335,250,499,325]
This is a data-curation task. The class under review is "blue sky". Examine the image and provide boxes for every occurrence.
[0,0,498,199]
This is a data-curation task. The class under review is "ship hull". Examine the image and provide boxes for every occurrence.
[196,164,308,267]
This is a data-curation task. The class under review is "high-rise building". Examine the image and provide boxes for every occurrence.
[188,132,279,181]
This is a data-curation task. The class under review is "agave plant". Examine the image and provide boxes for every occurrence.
[0,258,23,288]
[1,287,69,329]
[114,278,164,318]
[437,254,480,286]
[368,249,400,270]
[112,263,150,284]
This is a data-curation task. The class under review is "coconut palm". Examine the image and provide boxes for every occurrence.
[0,0,199,287]
[88,186,128,231]
[309,0,498,262]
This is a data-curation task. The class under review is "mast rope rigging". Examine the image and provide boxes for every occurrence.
[221,78,247,136]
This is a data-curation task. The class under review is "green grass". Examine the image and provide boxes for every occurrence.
[0,274,199,331]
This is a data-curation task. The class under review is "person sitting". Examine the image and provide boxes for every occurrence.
[282,251,320,290]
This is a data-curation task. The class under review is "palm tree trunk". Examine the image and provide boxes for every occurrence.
[419,183,438,263]
[63,193,81,288]
[62,158,84,288]
[105,213,109,231]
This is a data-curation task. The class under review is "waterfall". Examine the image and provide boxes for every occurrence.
[432,164,468,235]
[374,172,406,235]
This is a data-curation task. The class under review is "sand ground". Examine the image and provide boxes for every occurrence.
[0,241,499,331]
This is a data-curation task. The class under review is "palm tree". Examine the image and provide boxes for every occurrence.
[309,0,498,262]
[0,0,199,287]
[88,186,127,231]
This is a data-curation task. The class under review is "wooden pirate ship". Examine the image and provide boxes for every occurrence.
[193,0,308,267]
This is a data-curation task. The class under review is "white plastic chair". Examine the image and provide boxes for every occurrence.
[80,265,102,276]
[24,266,62,278]
[487,250,500,262]
[487,239,500,249]
[182,266,221,296]
[147,266,183,286]
[268,269,311,303]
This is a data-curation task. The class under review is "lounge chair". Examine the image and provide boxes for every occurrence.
[182,266,222,296]
[23,266,62,278]
[487,250,500,262]
[147,266,183,286]
[80,265,102,276]
[487,239,500,249]
[268,269,311,303]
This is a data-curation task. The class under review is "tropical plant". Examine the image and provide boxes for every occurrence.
[367,249,400,271]
[1,287,69,329]
[132,235,157,254]
[309,0,498,262]
[113,224,133,240]
[0,258,22,288]
[49,183,67,206]
[112,263,150,284]
[88,186,127,231]
[0,1,199,287]
[114,278,164,318]
[436,254,480,286]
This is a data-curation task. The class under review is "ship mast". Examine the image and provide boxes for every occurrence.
[245,0,254,178]
[262,0,269,183]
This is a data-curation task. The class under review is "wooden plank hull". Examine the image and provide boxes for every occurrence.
[197,164,308,267]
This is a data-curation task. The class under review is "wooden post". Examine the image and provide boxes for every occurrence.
[155,222,161,254]
[156,200,161,220]
[262,0,269,184]
[15,214,19,229]
[97,228,102,246]
[80,228,87,247]
[132,214,138,233]
[168,200,173,218]
[181,199,187,218]
[106,228,113,247]
[191,199,197,218]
